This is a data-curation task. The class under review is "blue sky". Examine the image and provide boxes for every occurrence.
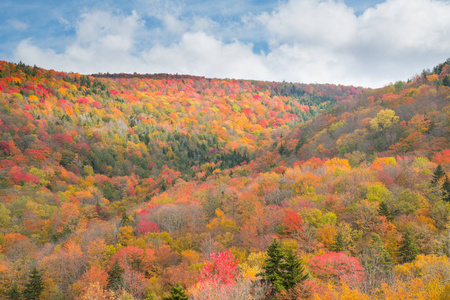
[1,0,450,87]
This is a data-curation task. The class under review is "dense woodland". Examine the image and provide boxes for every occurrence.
[0,59,450,299]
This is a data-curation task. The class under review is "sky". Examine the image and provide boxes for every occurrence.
[1,0,450,88]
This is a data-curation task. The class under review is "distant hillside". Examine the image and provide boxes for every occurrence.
[274,59,450,165]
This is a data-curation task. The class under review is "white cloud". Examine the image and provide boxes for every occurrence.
[75,10,142,53]
[256,0,450,86]
[142,32,270,79]
[14,0,450,87]
[15,10,268,79]
[9,19,28,30]
[16,10,145,74]
[259,0,357,48]
[357,0,450,53]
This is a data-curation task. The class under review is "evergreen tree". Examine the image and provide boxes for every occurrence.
[295,136,307,154]
[260,239,285,294]
[431,164,445,185]
[330,232,345,252]
[23,267,44,300]
[107,260,124,290]
[260,239,308,297]
[282,249,308,290]
[120,210,130,227]
[399,229,419,263]
[442,176,450,203]
[443,75,450,87]
[378,201,393,221]
[370,234,392,270]
[7,283,21,300]
[278,142,287,156]
[163,282,189,300]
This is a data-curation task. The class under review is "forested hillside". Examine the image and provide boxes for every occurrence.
[0,59,450,299]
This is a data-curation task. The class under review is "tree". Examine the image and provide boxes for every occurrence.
[431,164,445,186]
[7,283,21,300]
[442,75,450,87]
[360,234,393,290]
[198,251,238,286]
[378,201,393,221]
[107,260,124,291]
[163,282,189,300]
[23,267,44,300]
[0,203,11,227]
[442,176,450,203]
[260,239,308,297]
[370,234,392,270]
[260,239,285,294]
[308,252,365,286]
[330,232,345,252]
[369,109,399,131]
[399,229,419,263]
[283,249,308,290]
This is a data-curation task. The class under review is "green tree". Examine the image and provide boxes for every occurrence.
[442,176,450,203]
[260,239,308,297]
[0,203,11,227]
[283,249,308,290]
[442,75,450,87]
[163,282,189,300]
[330,232,345,252]
[369,234,392,270]
[378,201,393,221]
[260,239,285,294]
[432,164,446,186]
[7,283,21,300]
[107,260,124,290]
[23,267,44,300]
[399,229,419,263]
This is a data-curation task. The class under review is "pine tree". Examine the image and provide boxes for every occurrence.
[107,260,124,290]
[399,229,419,263]
[443,75,450,87]
[282,249,308,290]
[378,201,393,221]
[163,282,189,300]
[330,232,345,252]
[370,234,392,270]
[260,239,308,298]
[442,176,450,203]
[120,211,130,226]
[23,267,44,300]
[7,283,21,300]
[261,239,285,294]
[432,164,445,185]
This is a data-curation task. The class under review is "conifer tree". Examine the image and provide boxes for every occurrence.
[261,239,285,294]
[107,260,124,290]
[283,249,308,290]
[331,232,345,252]
[7,283,21,300]
[163,282,189,300]
[399,229,419,263]
[442,176,450,203]
[370,234,392,270]
[120,210,130,226]
[260,239,308,297]
[432,164,445,185]
[378,201,393,221]
[23,267,44,300]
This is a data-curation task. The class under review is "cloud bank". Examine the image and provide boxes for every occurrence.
[14,0,450,87]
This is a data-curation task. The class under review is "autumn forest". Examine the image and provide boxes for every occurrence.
[1,59,450,299]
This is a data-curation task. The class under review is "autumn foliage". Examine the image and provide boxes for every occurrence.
[0,59,450,299]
